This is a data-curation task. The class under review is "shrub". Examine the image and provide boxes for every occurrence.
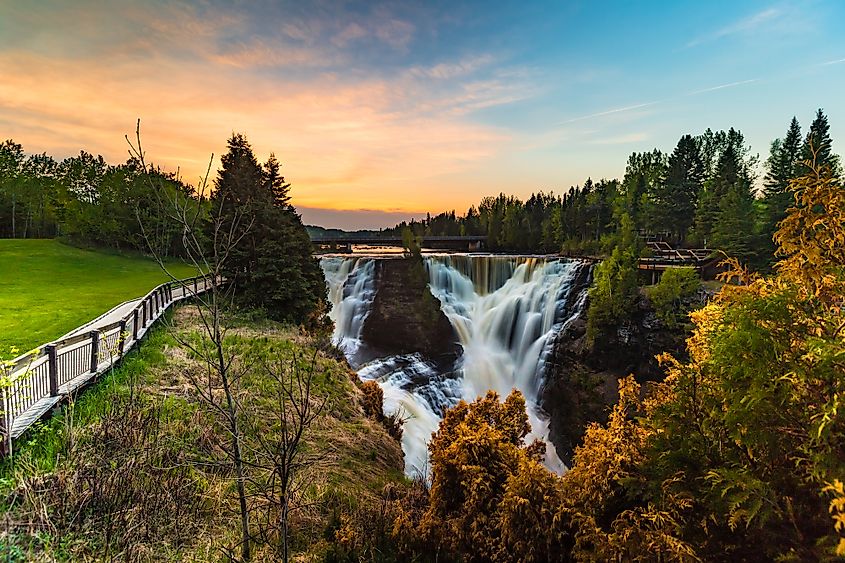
[645,266,701,327]
[586,246,639,345]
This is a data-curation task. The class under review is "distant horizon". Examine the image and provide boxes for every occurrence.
[2,1,844,230]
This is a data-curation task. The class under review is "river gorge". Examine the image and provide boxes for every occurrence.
[321,254,593,476]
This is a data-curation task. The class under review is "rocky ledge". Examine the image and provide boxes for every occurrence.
[542,291,699,467]
[360,257,461,368]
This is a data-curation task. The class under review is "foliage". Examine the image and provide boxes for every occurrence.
[572,160,845,560]
[646,267,701,328]
[212,133,327,325]
[774,143,845,303]
[586,214,640,345]
[344,156,845,562]
[373,390,571,562]
[1,309,406,561]
[376,115,835,269]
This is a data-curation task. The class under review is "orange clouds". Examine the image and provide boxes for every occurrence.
[0,3,518,215]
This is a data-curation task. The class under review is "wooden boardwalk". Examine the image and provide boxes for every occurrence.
[1,274,216,456]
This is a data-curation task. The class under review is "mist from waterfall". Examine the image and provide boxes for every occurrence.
[320,254,590,477]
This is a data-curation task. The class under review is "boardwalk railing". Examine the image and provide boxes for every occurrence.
[0,274,217,456]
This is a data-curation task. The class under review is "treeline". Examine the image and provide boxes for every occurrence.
[0,134,325,324]
[335,158,845,561]
[0,142,199,256]
[389,109,840,268]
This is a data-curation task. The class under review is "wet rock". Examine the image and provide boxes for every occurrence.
[360,258,461,368]
[542,290,692,466]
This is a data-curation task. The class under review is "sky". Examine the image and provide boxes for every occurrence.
[1,1,844,229]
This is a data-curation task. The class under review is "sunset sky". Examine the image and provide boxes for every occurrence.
[1,1,844,229]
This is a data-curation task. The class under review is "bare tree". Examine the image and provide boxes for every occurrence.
[126,120,255,561]
[245,351,328,562]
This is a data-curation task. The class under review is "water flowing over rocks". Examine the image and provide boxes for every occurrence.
[361,259,462,367]
[321,253,593,476]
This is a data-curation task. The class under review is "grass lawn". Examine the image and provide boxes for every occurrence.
[0,239,199,354]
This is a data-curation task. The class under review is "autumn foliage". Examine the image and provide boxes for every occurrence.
[338,158,845,561]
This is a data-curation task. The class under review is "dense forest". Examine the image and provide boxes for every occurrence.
[385,109,841,269]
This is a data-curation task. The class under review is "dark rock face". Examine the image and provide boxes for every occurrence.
[542,291,693,467]
[360,258,461,367]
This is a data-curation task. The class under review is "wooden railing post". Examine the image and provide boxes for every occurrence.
[118,320,127,355]
[154,290,160,314]
[132,309,139,340]
[89,331,100,373]
[193,277,198,294]
[0,387,10,457]
[46,344,58,397]
[142,299,148,327]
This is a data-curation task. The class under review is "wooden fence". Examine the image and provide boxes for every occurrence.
[0,274,216,456]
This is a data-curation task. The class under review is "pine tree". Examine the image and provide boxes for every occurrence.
[694,128,756,252]
[263,153,291,209]
[761,117,802,261]
[800,109,840,176]
[651,135,704,242]
[213,134,326,323]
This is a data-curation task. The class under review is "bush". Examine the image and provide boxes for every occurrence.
[645,266,701,327]
[586,246,640,345]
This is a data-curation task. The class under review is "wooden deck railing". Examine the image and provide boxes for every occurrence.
[0,274,217,456]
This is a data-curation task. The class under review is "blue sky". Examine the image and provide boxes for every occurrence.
[0,0,843,228]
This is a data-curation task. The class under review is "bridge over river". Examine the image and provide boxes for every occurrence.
[313,235,719,280]
[312,235,487,252]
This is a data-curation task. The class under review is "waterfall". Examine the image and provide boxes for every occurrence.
[320,254,590,477]
[320,256,377,359]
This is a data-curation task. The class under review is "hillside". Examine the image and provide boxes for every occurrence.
[0,305,405,560]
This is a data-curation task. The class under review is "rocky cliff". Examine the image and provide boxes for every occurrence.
[542,291,697,466]
[360,257,461,367]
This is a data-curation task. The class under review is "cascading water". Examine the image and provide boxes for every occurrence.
[320,254,590,477]
[321,256,377,360]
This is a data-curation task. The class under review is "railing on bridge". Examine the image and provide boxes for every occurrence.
[0,274,217,456]
[311,235,488,251]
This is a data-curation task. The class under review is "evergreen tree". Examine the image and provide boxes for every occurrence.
[650,135,704,242]
[694,128,756,252]
[213,133,326,323]
[800,108,840,176]
[263,153,291,209]
[707,130,758,262]
[761,117,802,260]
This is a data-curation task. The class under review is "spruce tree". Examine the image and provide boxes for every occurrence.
[263,153,291,209]
[800,108,839,176]
[708,130,758,263]
[213,134,326,323]
[651,135,704,242]
[762,117,802,260]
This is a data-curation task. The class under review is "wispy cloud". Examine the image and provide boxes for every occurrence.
[818,57,845,66]
[588,132,648,145]
[686,6,782,47]
[560,101,662,124]
[687,78,758,95]
[0,2,525,215]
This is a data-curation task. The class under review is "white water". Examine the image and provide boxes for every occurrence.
[320,254,590,477]
[320,256,377,358]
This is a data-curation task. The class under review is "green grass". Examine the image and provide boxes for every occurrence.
[0,240,198,353]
